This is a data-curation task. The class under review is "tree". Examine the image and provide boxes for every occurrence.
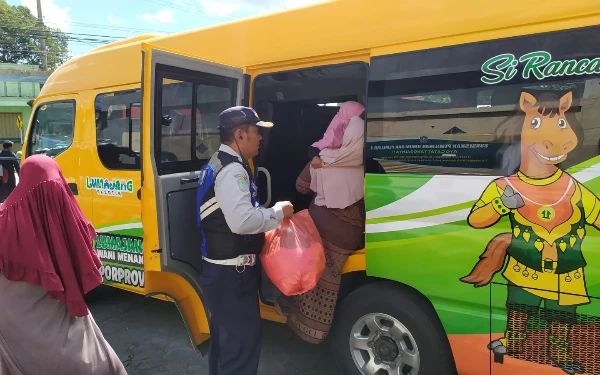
[0,0,69,69]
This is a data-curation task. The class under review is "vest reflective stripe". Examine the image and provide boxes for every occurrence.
[201,202,220,220]
[200,196,219,219]
[200,197,217,212]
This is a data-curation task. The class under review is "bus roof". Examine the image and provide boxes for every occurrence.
[38,0,600,98]
[90,33,164,52]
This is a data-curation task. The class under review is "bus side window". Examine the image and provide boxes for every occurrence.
[95,90,141,170]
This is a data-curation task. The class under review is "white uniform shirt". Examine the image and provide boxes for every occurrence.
[214,144,284,235]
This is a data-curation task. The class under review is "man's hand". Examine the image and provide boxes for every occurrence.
[311,156,323,169]
[275,201,294,220]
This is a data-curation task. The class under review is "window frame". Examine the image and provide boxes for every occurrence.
[94,89,142,171]
[26,99,77,158]
[153,63,238,175]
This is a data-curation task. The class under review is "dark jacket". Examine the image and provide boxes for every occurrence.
[0,150,20,179]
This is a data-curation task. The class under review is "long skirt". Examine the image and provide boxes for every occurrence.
[276,199,365,344]
[0,272,127,375]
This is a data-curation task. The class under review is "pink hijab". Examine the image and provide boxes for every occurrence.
[312,101,365,150]
[310,116,364,209]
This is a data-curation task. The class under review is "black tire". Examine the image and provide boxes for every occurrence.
[331,281,457,375]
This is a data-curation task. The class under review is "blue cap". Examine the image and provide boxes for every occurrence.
[218,106,274,130]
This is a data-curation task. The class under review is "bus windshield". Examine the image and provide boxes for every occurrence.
[28,101,76,158]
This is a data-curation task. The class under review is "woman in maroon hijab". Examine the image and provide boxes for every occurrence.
[0,155,126,374]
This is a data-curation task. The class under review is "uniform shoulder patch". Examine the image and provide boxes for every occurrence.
[234,173,249,192]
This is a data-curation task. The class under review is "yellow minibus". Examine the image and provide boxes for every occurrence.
[23,1,600,374]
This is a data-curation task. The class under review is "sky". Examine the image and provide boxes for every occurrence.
[6,0,327,58]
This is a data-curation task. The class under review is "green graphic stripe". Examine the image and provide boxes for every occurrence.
[105,229,144,237]
[578,176,600,194]
[101,260,144,270]
[568,155,600,171]
[366,216,511,244]
[365,174,433,211]
[95,220,143,230]
[101,280,143,289]
[367,220,472,244]
[364,168,600,224]
[366,201,474,225]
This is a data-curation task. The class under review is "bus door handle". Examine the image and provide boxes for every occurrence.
[180,177,199,185]
[256,167,272,208]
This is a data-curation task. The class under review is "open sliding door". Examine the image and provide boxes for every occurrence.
[140,43,245,351]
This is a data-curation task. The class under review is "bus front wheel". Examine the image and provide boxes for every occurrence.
[331,281,457,375]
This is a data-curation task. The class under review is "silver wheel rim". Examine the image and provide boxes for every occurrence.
[349,313,420,375]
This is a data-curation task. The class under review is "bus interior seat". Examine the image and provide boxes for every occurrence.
[97,118,131,169]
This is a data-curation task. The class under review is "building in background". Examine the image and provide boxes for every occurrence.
[0,63,50,153]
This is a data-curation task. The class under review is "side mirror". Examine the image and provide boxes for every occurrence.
[161,115,172,127]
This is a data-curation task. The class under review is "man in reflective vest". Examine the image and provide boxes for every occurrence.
[196,106,294,375]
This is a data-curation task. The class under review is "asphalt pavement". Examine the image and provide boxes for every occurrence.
[86,285,339,375]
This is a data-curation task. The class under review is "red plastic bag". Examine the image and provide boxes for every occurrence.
[261,209,325,296]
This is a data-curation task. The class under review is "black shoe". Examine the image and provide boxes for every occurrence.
[488,340,507,364]
[557,361,585,375]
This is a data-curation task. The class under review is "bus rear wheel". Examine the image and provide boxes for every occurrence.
[331,281,457,375]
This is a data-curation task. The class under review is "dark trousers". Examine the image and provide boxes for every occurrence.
[199,260,262,375]
[0,176,15,202]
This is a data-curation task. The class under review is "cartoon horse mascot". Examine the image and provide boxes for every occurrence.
[461,91,599,375]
